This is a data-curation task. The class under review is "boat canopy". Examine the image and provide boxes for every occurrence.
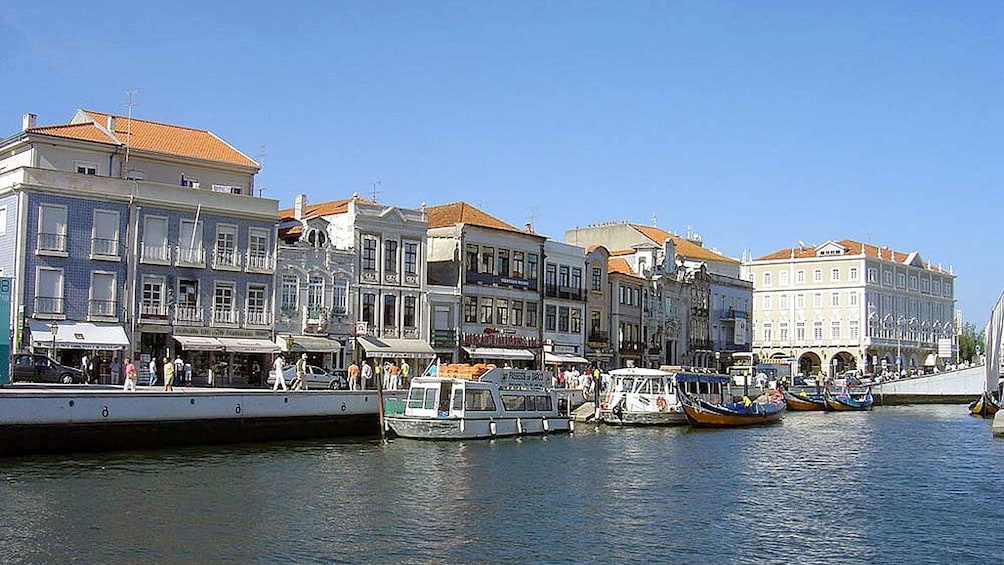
[675,372,732,384]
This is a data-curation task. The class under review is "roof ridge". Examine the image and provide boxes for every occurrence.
[82,109,212,134]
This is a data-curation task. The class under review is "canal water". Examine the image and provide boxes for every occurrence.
[1,404,1002,564]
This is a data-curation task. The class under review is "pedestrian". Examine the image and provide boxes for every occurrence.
[389,361,401,390]
[148,357,158,387]
[109,357,123,386]
[375,362,383,389]
[400,358,410,388]
[348,361,360,391]
[81,353,91,384]
[123,357,138,391]
[163,356,175,391]
[173,355,184,384]
[293,353,308,391]
[272,354,287,391]
[361,360,373,390]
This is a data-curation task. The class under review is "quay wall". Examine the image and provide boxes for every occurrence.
[871,366,986,405]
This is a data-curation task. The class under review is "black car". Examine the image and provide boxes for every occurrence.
[11,354,86,384]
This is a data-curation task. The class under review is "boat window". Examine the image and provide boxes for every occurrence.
[535,395,552,411]
[407,387,426,407]
[616,378,633,393]
[501,394,526,411]
[465,389,497,412]
[423,387,438,410]
[452,389,464,411]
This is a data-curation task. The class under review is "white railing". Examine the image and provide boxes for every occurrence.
[176,245,206,267]
[245,251,274,272]
[245,309,272,326]
[140,303,169,319]
[212,308,239,325]
[212,248,242,270]
[174,305,204,324]
[141,243,171,263]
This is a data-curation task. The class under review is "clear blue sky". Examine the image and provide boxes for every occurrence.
[3,1,1001,325]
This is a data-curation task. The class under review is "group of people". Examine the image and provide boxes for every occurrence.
[270,353,312,391]
[113,355,189,392]
[347,358,411,391]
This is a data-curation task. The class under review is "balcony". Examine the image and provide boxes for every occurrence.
[34,296,65,318]
[90,237,120,259]
[245,251,274,273]
[619,341,644,354]
[212,308,239,325]
[36,232,67,255]
[88,299,117,319]
[176,245,207,268]
[544,284,584,301]
[587,330,610,348]
[139,302,169,322]
[245,309,272,327]
[141,243,171,264]
[212,248,242,270]
[432,329,457,348]
[173,305,204,325]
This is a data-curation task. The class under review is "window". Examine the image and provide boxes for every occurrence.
[38,204,68,253]
[333,279,348,314]
[126,169,144,181]
[92,210,120,257]
[177,279,199,314]
[883,270,893,285]
[849,320,860,340]
[404,241,418,275]
[480,297,494,324]
[181,176,200,188]
[512,251,525,278]
[796,294,804,308]
[178,219,204,263]
[831,321,840,340]
[868,268,878,282]
[591,267,602,291]
[763,295,772,310]
[465,244,479,273]
[779,271,789,286]
[362,293,376,324]
[779,322,789,341]
[526,302,538,327]
[796,270,805,284]
[404,296,416,327]
[0,205,6,235]
[545,305,557,331]
[383,295,396,326]
[248,228,269,268]
[141,275,166,317]
[763,323,773,343]
[813,269,822,282]
[831,268,840,281]
[463,296,477,323]
[545,264,557,288]
[75,162,97,175]
[571,268,582,292]
[307,276,324,312]
[558,306,570,332]
[831,292,839,307]
[281,275,298,311]
[384,240,398,273]
[591,310,601,333]
[362,237,377,271]
[763,272,772,287]
[813,321,823,341]
[850,267,858,281]
[850,292,858,307]
[558,266,570,288]
[897,273,906,288]
[480,247,495,274]
[247,284,267,324]
[214,224,238,268]
[527,253,539,280]
[813,293,822,308]
[780,295,788,309]
[213,282,236,323]
[36,267,64,314]
[934,280,942,295]
[496,299,509,325]
[796,322,806,341]
[497,249,510,276]
[909,276,918,291]
[89,272,116,317]
[512,301,524,326]
[570,308,582,333]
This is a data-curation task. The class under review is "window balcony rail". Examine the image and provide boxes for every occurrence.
[212,308,239,325]
[37,232,67,253]
[619,341,645,354]
[176,245,206,267]
[544,284,584,301]
[245,251,274,272]
[587,330,610,345]
[140,303,169,320]
[432,329,457,348]
[305,306,328,322]
[90,237,120,258]
[245,309,272,327]
[88,299,117,318]
[212,249,242,270]
[173,305,204,324]
[34,296,65,316]
[141,243,171,263]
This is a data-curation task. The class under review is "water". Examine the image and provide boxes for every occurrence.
[1,405,1002,564]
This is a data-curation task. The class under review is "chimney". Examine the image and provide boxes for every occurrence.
[294,194,307,220]
[22,113,36,130]
[525,222,534,233]
[106,115,116,132]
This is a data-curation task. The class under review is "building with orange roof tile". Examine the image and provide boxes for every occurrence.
[746,239,956,378]
[0,110,279,383]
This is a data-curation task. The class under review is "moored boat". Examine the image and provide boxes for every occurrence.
[599,367,685,426]
[824,388,874,411]
[968,391,1000,418]
[782,388,826,411]
[384,367,572,440]
[677,374,786,427]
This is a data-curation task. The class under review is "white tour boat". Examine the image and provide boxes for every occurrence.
[599,367,687,425]
[384,367,573,440]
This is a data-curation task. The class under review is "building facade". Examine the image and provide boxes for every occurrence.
[747,239,956,378]
[542,240,589,369]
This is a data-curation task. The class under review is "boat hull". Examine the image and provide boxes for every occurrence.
[782,389,826,411]
[968,392,1000,418]
[824,390,874,411]
[385,415,571,440]
[599,408,687,426]
[679,393,785,428]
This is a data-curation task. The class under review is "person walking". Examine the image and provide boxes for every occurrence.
[109,357,123,386]
[374,362,382,390]
[163,356,175,391]
[81,353,91,384]
[361,360,373,390]
[123,357,138,391]
[293,353,308,391]
[148,357,158,387]
[347,361,360,391]
[272,354,287,391]
[173,355,185,384]
[389,361,401,390]
[400,358,411,388]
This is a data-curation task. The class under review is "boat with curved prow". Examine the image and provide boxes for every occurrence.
[824,388,874,411]
[677,373,786,427]
[384,367,572,440]
[968,391,1000,418]
[782,388,826,411]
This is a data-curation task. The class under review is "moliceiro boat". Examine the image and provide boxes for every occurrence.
[782,388,826,411]
[678,374,786,427]
[968,391,1001,418]
[823,388,874,411]
[384,368,572,440]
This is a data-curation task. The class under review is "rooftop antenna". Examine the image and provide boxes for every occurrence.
[651,212,657,226]
[526,207,538,233]
[256,144,268,197]
[370,180,382,202]
[123,88,140,172]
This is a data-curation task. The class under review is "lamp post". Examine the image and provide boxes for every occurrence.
[48,322,58,360]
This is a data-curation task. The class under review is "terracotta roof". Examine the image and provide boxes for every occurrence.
[609,249,635,257]
[426,202,526,234]
[754,239,948,273]
[27,109,258,169]
[608,258,644,280]
[631,224,739,264]
[276,196,374,221]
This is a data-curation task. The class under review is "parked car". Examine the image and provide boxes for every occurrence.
[266,364,348,390]
[11,354,86,384]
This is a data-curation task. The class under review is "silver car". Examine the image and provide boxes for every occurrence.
[266,364,348,390]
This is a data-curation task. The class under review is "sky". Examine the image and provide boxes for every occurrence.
[2,1,1001,324]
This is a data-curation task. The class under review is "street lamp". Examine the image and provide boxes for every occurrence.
[48,322,58,360]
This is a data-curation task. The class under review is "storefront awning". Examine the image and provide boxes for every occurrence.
[463,347,535,360]
[277,335,342,353]
[173,335,225,351]
[545,352,589,365]
[358,336,436,359]
[217,337,281,354]
[29,320,129,350]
